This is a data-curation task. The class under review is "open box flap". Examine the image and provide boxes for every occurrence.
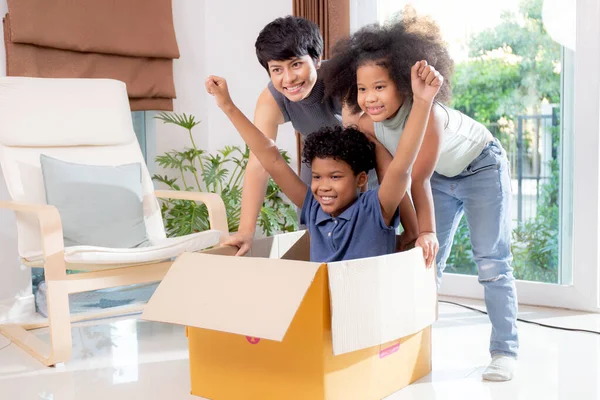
[142,250,321,342]
[327,247,437,355]
[249,230,310,260]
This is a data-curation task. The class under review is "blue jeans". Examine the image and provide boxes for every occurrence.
[432,139,519,358]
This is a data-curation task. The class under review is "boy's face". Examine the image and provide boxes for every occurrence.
[267,55,321,102]
[356,63,403,122]
[311,157,367,217]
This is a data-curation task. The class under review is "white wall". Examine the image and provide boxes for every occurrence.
[203,1,295,156]
[156,0,209,157]
[0,0,34,322]
[156,0,296,177]
[0,0,296,320]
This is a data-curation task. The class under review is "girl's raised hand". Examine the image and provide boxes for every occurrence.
[411,60,443,104]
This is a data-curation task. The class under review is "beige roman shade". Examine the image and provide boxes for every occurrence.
[3,0,180,111]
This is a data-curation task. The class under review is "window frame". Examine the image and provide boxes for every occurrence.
[438,0,600,312]
[358,0,600,311]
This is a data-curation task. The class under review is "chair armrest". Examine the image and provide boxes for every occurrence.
[154,190,229,235]
[0,201,66,279]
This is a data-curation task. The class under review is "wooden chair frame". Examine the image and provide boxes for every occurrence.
[0,189,228,366]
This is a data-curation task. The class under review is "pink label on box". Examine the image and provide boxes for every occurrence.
[245,336,261,344]
[379,342,400,358]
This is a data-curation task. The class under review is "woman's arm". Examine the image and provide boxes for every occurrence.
[377,97,434,225]
[358,115,419,241]
[410,105,445,267]
[222,87,285,255]
[410,106,444,232]
[206,76,307,209]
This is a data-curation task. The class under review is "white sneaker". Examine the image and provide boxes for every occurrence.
[482,355,516,381]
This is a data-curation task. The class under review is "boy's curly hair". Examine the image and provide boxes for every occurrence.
[302,126,376,175]
[322,7,454,114]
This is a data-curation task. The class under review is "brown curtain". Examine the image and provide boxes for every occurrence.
[3,0,180,111]
[293,0,350,59]
[293,0,350,171]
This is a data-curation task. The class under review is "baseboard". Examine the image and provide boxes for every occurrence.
[0,294,35,323]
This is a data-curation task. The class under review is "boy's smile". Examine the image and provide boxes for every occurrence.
[311,157,367,217]
[318,194,337,205]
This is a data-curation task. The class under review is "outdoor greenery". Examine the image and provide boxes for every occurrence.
[447,0,561,282]
[153,112,298,237]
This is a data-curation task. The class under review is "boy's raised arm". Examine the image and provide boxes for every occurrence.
[377,61,443,224]
[205,75,308,209]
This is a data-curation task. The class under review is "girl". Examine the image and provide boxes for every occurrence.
[323,10,518,381]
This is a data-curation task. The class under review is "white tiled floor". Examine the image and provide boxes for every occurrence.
[0,297,599,400]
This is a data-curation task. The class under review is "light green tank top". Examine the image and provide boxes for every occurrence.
[373,98,491,177]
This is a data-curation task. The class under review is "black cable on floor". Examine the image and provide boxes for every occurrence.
[439,300,600,335]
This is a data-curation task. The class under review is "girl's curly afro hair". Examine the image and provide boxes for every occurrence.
[322,7,454,114]
[302,126,376,175]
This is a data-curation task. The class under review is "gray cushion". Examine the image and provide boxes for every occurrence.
[40,154,151,248]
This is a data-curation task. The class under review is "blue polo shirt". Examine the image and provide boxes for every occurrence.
[300,189,400,262]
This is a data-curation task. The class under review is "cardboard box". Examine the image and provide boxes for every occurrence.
[142,230,437,400]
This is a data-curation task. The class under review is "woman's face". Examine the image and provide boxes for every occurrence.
[267,55,321,102]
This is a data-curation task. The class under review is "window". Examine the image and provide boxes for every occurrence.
[355,0,600,311]
[131,111,156,174]
[132,111,147,160]
[377,0,571,285]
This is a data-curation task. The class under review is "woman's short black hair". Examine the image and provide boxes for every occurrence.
[255,16,323,71]
[302,126,376,175]
[323,7,454,113]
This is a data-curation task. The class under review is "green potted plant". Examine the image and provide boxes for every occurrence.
[153,112,298,237]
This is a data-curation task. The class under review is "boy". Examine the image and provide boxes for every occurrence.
[205,59,442,261]
[221,16,419,256]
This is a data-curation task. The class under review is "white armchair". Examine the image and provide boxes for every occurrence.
[0,77,228,366]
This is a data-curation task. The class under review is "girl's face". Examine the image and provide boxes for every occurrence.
[267,55,321,102]
[356,63,403,122]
